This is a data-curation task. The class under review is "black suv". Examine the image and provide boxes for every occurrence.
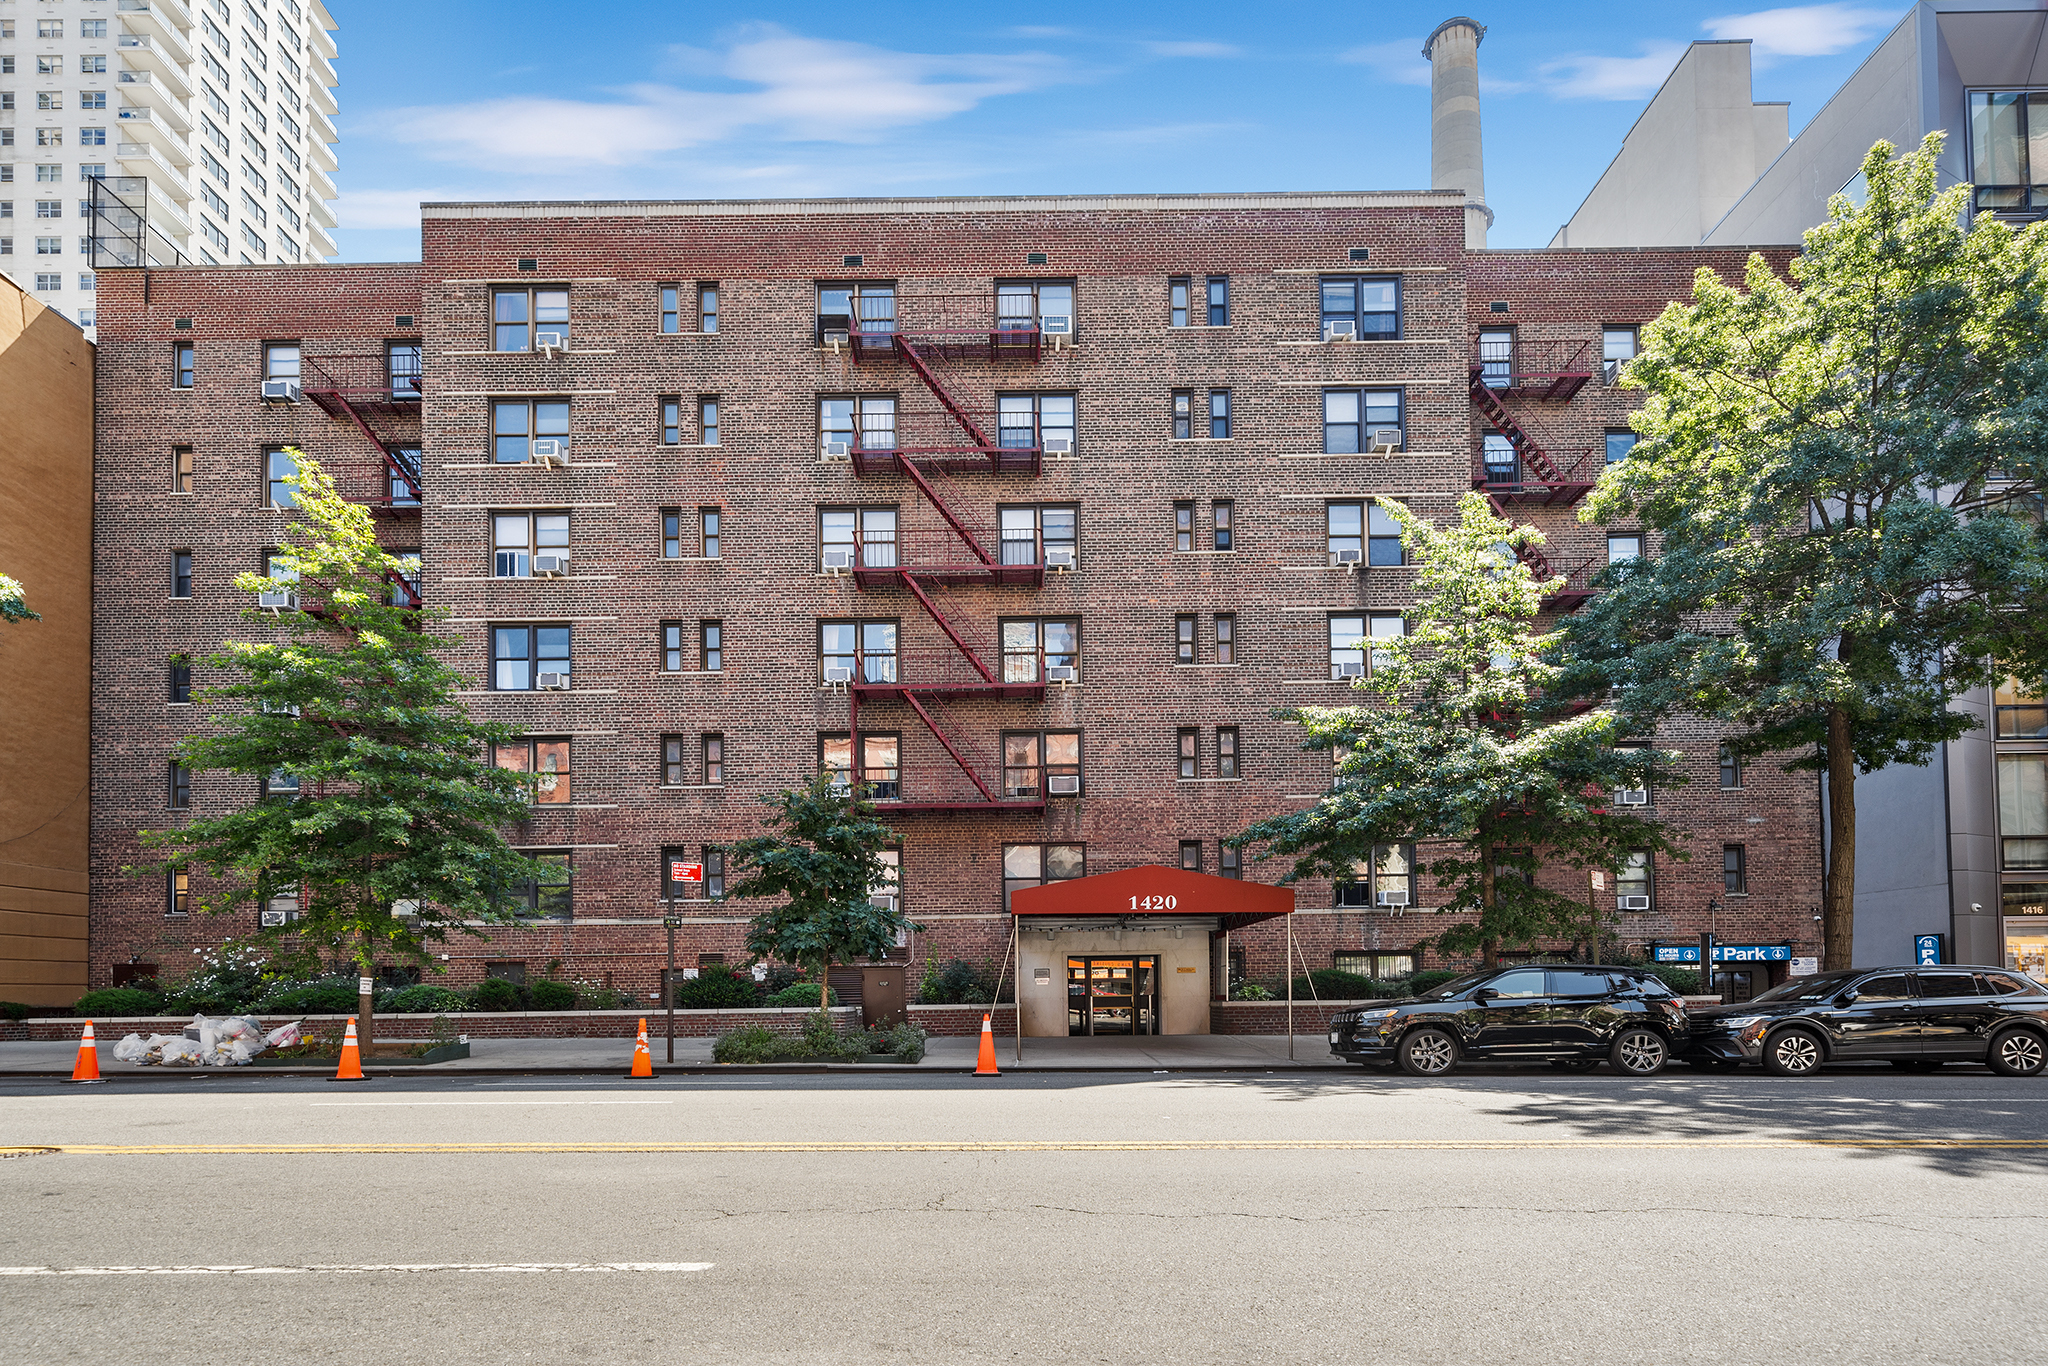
[1329,965,1691,1077]
[1685,966,2048,1076]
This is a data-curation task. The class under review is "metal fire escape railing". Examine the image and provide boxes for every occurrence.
[298,353,424,510]
[836,294,1053,813]
[1468,336,1601,611]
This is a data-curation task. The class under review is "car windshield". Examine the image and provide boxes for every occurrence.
[1748,972,1858,1004]
[1419,971,1500,1001]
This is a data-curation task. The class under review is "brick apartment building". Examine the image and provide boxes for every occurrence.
[85,191,1823,1025]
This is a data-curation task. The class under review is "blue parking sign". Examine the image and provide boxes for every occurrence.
[1914,934,1944,966]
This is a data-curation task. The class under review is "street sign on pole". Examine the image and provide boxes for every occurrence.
[669,860,702,885]
[664,915,682,1063]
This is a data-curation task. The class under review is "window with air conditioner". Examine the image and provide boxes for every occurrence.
[1004,731,1080,798]
[820,620,897,685]
[820,395,896,456]
[1323,389,1403,455]
[1616,850,1652,911]
[1001,617,1078,684]
[817,281,894,343]
[259,549,297,608]
[996,280,1075,338]
[999,504,1076,567]
[820,506,897,571]
[1613,742,1651,806]
[1329,613,1403,680]
[1337,843,1414,908]
[1602,328,1637,384]
[493,511,569,578]
[494,737,572,806]
[493,286,569,352]
[1319,275,1399,340]
[998,393,1076,454]
[492,624,571,691]
[493,399,570,465]
[870,847,901,913]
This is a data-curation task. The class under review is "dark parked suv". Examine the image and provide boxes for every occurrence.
[1685,966,2048,1076]
[1329,965,1691,1077]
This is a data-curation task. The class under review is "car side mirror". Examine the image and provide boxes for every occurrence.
[1473,987,1501,1002]
[1836,990,1859,1005]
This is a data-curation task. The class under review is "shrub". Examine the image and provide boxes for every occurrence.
[712,1025,786,1064]
[1405,970,1468,995]
[1644,965,1702,995]
[526,979,577,1011]
[1289,969,1381,1000]
[571,980,633,1010]
[860,1021,927,1062]
[759,964,809,997]
[0,1001,36,1022]
[385,984,469,1015]
[253,976,361,1015]
[161,948,271,1015]
[468,977,524,1012]
[1230,981,1275,1001]
[73,986,165,1018]
[676,965,757,1010]
[767,983,839,1008]
[920,958,992,1004]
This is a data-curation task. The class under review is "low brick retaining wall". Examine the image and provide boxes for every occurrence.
[907,1003,1016,1036]
[1211,1000,1377,1035]
[12,1006,864,1043]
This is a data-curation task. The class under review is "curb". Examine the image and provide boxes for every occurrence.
[0,1063,1350,1079]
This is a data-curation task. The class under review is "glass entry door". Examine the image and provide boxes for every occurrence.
[1067,957,1159,1036]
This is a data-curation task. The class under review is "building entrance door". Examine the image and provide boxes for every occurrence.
[1067,957,1159,1036]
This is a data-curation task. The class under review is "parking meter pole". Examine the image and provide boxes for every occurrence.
[665,904,678,1064]
[1699,931,1716,1001]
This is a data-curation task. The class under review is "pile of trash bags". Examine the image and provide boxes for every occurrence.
[111,1015,303,1068]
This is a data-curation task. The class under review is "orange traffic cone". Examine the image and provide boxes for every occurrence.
[974,1012,999,1076]
[332,1016,365,1081]
[68,1020,103,1084]
[629,1018,654,1078]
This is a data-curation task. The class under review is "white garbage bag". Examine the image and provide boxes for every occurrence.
[155,1036,204,1067]
[112,1033,150,1064]
[264,1021,303,1049]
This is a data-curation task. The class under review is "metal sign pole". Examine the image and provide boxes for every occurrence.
[665,904,679,1065]
[1011,916,1022,1064]
[1287,913,1296,1060]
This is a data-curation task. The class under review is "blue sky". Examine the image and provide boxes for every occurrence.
[324,1,1909,261]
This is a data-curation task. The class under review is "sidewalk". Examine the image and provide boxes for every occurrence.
[0,1032,1354,1077]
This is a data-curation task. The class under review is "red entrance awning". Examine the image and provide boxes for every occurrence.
[1010,865,1294,932]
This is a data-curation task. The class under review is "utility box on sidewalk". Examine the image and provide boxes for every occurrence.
[860,966,907,1028]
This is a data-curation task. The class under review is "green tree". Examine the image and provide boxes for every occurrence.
[1232,494,1682,966]
[0,573,39,634]
[731,774,912,1020]
[138,453,553,1050]
[1558,136,2048,968]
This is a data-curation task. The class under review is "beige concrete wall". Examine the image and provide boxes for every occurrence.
[0,279,93,1007]
[1017,929,1211,1037]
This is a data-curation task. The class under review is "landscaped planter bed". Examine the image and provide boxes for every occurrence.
[12,1006,864,1043]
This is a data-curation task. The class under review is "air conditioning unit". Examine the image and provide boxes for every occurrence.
[1617,894,1652,912]
[1336,661,1366,679]
[1040,315,1073,337]
[1370,428,1404,454]
[1044,547,1076,570]
[534,331,564,352]
[260,379,301,403]
[870,895,899,914]
[1047,774,1081,795]
[535,671,570,691]
[820,315,851,348]
[260,909,290,928]
[822,666,854,685]
[1322,320,1358,342]
[391,900,419,918]
[820,548,854,571]
[1045,665,1077,684]
[1041,435,1074,455]
[821,439,852,459]
[529,438,565,466]
[1333,548,1362,567]
[531,554,568,577]
[1615,788,1649,806]
[1376,890,1411,908]
[257,589,298,610]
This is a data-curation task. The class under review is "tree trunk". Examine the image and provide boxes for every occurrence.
[1479,842,1498,968]
[1824,705,1857,971]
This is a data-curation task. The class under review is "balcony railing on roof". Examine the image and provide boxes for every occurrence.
[824,293,1059,362]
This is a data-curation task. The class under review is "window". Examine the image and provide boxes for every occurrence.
[168,654,191,703]
[1206,275,1229,326]
[701,508,721,559]
[662,509,682,559]
[1368,503,1406,566]
[995,280,1074,335]
[2000,755,2048,869]
[266,769,300,798]
[1334,951,1415,980]
[817,281,895,342]
[1180,840,1204,872]
[871,848,901,915]
[492,625,571,691]
[820,395,896,454]
[168,761,191,809]
[1178,727,1198,779]
[662,397,680,446]
[659,285,680,334]
[1005,731,1081,798]
[36,19,63,37]
[495,738,571,806]
[1217,726,1239,778]
[1608,534,1642,564]
[821,620,898,684]
[662,621,685,672]
[1339,844,1415,908]
[1001,617,1078,683]
[1330,613,1403,679]
[1003,843,1085,908]
[36,240,62,258]
[174,342,194,388]
[1969,92,2048,213]
[1483,432,1518,484]
[388,448,422,509]
[1723,843,1748,895]
[1327,502,1360,563]
[1602,327,1637,383]
[36,200,61,220]
[33,272,60,291]
[1209,390,1231,439]
[702,848,726,900]
[822,733,901,800]
[1719,743,1743,789]
[703,734,725,785]
[698,283,719,333]
[35,166,60,184]
[265,447,298,508]
[172,551,192,598]
[1176,614,1197,665]
[80,127,107,148]
[1996,679,2047,739]
[998,393,1076,453]
[389,550,422,608]
[387,343,421,401]
[1215,614,1235,665]
[662,736,688,785]
[82,19,109,39]
[1614,741,1650,806]
[241,188,268,228]
[1173,391,1192,440]
[172,446,193,494]
[700,397,719,446]
[492,399,569,464]
[40,95,65,114]
[1213,500,1234,551]
[492,286,568,351]
[1176,501,1194,551]
[1616,850,1653,909]
[1605,430,1638,464]
[821,506,898,570]
[167,869,190,916]
[1323,389,1402,454]
[1319,275,1400,340]
[493,511,568,578]
[1220,845,1242,879]
[501,852,571,919]
[998,504,1075,567]
[1477,329,1512,389]
[260,343,298,382]
[1169,276,1190,327]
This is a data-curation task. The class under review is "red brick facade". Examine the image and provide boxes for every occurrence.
[87,196,1821,1005]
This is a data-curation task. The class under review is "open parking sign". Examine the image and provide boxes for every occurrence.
[669,860,703,885]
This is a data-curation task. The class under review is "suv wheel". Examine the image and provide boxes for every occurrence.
[1610,1028,1669,1076]
[1987,1028,2047,1078]
[1397,1028,1459,1077]
[1762,1028,1824,1077]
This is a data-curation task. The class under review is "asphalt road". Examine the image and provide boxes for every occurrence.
[3,1064,2044,1366]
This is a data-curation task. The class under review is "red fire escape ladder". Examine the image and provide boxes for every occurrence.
[1479,490,1559,582]
[894,340,996,449]
[1469,368,1565,485]
[898,572,1000,685]
[898,691,999,802]
[893,457,996,567]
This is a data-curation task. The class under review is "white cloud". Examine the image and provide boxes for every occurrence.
[1538,42,1689,100]
[1338,38,1432,87]
[336,187,465,230]
[1143,41,1241,59]
[1702,4,1896,58]
[382,26,1074,169]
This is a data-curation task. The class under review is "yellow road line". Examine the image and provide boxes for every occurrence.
[7,1138,2048,1156]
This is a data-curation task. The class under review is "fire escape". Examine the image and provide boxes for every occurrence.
[834,295,1059,814]
[1468,335,1600,611]
[300,349,425,607]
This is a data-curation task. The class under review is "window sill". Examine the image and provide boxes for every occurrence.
[459,688,618,696]
[1168,324,1233,331]
[1173,663,1242,669]
[1722,893,1750,899]
[167,701,193,707]
[1174,548,1238,556]
[660,443,721,450]
[656,669,726,678]
[1274,338,1416,347]
[658,330,719,338]
[1170,436,1235,443]
[660,784,726,791]
[1284,678,1369,686]
[170,491,194,497]
[1176,777,1245,784]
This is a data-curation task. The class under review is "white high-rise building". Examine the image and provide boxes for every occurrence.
[0,0,339,336]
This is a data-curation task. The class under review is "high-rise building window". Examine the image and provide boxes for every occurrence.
[1206,275,1230,326]
[699,397,719,446]
[168,655,192,703]
[173,447,194,494]
[662,397,680,446]
[662,509,682,560]
[1718,743,1743,789]
[701,508,721,559]
[659,284,679,334]
[1212,500,1234,551]
[1180,840,1204,872]
[1209,389,1231,438]
[1217,726,1239,778]
[168,762,192,809]
[701,620,722,672]
[492,286,569,352]
[174,342,194,388]
[1723,844,1748,895]
[698,283,719,333]
[1176,615,1196,665]
[1168,276,1189,327]
[1215,614,1236,666]
[1177,728,1198,780]
[172,551,193,598]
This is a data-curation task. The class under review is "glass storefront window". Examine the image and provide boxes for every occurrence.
[1996,679,2047,739]
[2005,884,2048,983]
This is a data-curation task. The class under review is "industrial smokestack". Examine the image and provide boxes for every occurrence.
[1423,16,1492,249]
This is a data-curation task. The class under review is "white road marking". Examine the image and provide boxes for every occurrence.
[307,1100,675,1107]
[0,1262,711,1276]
